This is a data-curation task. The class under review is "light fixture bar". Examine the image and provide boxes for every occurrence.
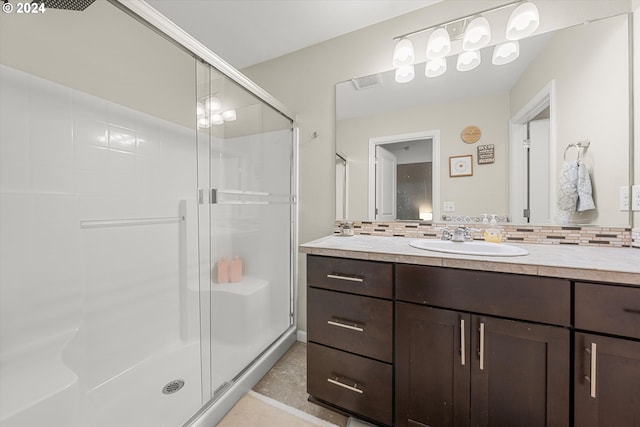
[392,0,523,41]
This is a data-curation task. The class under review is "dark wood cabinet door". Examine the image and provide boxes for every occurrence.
[575,333,640,427]
[396,303,471,427]
[470,316,569,427]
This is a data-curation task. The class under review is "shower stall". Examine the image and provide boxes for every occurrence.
[0,2,297,426]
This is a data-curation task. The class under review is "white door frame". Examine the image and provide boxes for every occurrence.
[368,130,441,221]
[509,80,557,224]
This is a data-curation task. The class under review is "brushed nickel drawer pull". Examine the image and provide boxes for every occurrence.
[460,318,466,366]
[327,320,364,332]
[327,378,364,394]
[585,343,597,398]
[479,322,485,371]
[327,274,364,283]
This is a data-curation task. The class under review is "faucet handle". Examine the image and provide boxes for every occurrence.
[436,226,452,240]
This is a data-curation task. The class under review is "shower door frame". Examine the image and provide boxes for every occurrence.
[111,1,298,426]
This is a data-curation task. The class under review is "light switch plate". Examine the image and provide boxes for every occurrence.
[632,185,640,211]
[443,201,455,212]
[620,186,629,211]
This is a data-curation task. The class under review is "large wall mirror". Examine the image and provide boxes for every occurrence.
[336,10,633,228]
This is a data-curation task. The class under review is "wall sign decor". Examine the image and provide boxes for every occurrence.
[449,154,473,177]
[461,125,481,144]
[477,144,495,164]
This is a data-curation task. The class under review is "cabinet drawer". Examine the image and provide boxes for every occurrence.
[307,255,393,299]
[308,342,392,426]
[396,265,570,326]
[575,282,640,339]
[308,287,392,362]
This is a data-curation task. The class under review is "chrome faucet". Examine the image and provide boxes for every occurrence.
[439,227,452,241]
[451,226,476,242]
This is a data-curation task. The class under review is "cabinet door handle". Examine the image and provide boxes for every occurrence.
[479,322,485,371]
[326,274,364,283]
[327,378,364,394]
[460,318,466,366]
[327,320,364,332]
[584,343,597,398]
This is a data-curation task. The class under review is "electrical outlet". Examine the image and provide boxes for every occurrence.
[632,185,640,211]
[620,186,629,211]
[443,201,455,212]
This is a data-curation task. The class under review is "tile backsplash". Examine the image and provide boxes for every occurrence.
[335,221,634,248]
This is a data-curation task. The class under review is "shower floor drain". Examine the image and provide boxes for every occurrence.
[162,379,185,395]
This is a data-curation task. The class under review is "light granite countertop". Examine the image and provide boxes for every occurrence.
[300,235,640,286]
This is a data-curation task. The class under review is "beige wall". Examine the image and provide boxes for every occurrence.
[243,0,634,332]
[510,13,630,226]
[0,1,195,128]
[337,92,510,220]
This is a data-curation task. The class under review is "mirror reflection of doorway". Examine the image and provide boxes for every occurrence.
[370,137,434,221]
[336,153,347,219]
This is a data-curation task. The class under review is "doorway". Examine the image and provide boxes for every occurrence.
[510,81,556,224]
[368,131,440,222]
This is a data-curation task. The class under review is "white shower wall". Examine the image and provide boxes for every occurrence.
[0,64,202,424]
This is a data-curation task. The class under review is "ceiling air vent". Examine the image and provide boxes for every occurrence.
[351,73,381,90]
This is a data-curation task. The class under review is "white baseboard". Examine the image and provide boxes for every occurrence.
[296,330,307,343]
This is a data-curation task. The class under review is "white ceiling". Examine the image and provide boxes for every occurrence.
[145,0,440,70]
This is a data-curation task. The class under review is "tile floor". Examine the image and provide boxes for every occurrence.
[252,341,348,427]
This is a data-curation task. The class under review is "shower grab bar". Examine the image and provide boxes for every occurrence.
[80,216,184,229]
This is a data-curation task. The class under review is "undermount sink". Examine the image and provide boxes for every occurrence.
[409,239,529,257]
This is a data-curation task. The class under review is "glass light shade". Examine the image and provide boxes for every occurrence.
[221,109,237,121]
[393,38,415,67]
[457,50,481,72]
[506,2,540,40]
[198,116,210,128]
[425,58,447,78]
[205,95,222,112]
[210,114,224,125]
[462,16,491,51]
[196,102,205,117]
[492,41,520,65]
[426,28,451,59]
[395,64,415,83]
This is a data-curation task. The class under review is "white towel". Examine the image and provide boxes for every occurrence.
[558,160,579,212]
[576,161,595,211]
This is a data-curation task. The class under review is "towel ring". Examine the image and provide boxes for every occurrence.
[563,144,581,162]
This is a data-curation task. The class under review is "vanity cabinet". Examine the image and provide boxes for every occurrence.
[306,255,394,426]
[395,264,570,427]
[574,282,640,427]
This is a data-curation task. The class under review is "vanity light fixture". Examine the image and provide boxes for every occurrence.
[395,64,415,83]
[221,109,237,122]
[492,40,520,65]
[392,38,415,67]
[210,113,224,125]
[205,95,222,112]
[506,2,540,40]
[462,16,491,51]
[457,50,481,72]
[391,1,539,80]
[426,27,451,59]
[425,57,447,78]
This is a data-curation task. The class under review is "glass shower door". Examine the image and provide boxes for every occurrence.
[196,63,295,398]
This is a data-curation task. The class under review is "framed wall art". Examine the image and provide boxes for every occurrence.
[449,154,473,177]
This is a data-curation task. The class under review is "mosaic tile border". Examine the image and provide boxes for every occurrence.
[335,221,633,248]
